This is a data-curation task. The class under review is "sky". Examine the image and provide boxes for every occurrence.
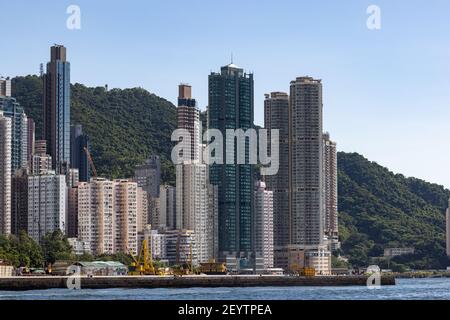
[1,0,450,188]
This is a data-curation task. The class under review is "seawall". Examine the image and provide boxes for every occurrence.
[0,275,396,291]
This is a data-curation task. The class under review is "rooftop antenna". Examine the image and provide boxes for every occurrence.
[231,52,233,64]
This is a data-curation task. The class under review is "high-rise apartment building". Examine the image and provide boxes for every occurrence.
[135,156,161,228]
[137,187,148,233]
[43,45,71,174]
[31,140,52,175]
[264,92,290,264]
[176,84,217,263]
[67,186,78,238]
[446,199,450,257]
[289,77,324,248]
[0,77,11,97]
[254,181,274,270]
[177,84,201,162]
[176,163,216,263]
[77,178,140,256]
[208,63,254,261]
[27,118,35,168]
[135,156,161,199]
[0,112,12,235]
[114,180,139,255]
[12,168,29,235]
[70,125,90,182]
[0,96,29,173]
[78,178,115,255]
[159,185,176,229]
[27,173,67,242]
[323,132,339,251]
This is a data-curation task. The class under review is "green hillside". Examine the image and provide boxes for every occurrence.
[338,152,450,269]
[12,75,177,183]
[11,75,450,269]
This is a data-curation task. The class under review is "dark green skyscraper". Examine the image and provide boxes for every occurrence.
[208,63,254,263]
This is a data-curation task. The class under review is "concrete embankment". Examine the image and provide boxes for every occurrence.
[0,275,395,291]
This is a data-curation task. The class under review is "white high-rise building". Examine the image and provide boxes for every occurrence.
[27,173,67,242]
[323,132,340,251]
[114,180,139,256]
[446,199,450,257]
[288,77,331,274]
[0,111,12,235]
[176,163,215,263]
[254,181,274,269]
[77,178,140,256]
[175,84,217,263]
[78,178,115,255]
[0,77,11,97]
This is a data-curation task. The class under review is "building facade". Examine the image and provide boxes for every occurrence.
[0,77,11,97]
[27,173,67,242]
[43,45,71,174]
[264,92,290,267]
[31,140,52,175]
[323,132,339,251]
[0,112,12,235]
[77,178,140,256]
[254,181,274,270]
[447,199,450,257]
[289,77,324,248]
[70,124,90,182]
[208,63,254,261]
[12,168,29,235]
[159,185,176,229]
[0,96,29,173]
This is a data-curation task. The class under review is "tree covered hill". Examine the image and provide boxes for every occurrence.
[11,75,450,269]
[12,75,177,182]
[338,152,450,269]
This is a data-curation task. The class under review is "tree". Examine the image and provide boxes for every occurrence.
[40,230,74,265]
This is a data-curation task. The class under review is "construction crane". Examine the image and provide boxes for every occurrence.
[83,147,97,178]
[128,239,159,275]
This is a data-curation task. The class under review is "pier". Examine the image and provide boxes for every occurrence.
[0,275,396,291]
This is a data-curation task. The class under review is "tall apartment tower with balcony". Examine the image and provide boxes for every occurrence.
[77,178,142,256]
[0,96,29,174]
[264,92,290,267]
[323,132,340,251]
[446,199,450,257]
[0,111,12,235]
[288,77,330,274]
[254,181,274,270]
[208,63,254,265]
[175,84,217,263]
[27,173,67,242]
[43,45,71,174]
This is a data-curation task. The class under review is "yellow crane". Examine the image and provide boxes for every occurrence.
[128,239,159,275]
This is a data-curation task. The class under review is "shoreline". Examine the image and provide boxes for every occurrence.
[0,275,396,291]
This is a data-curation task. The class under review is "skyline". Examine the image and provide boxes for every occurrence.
[1,0,450,188]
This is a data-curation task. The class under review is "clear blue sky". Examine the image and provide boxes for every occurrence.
[1,0,450,188]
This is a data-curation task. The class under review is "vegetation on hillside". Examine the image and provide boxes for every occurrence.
[338,152,450,269]
[12,75,177,183]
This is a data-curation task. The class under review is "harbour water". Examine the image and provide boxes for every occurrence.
[0,278,448,300]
